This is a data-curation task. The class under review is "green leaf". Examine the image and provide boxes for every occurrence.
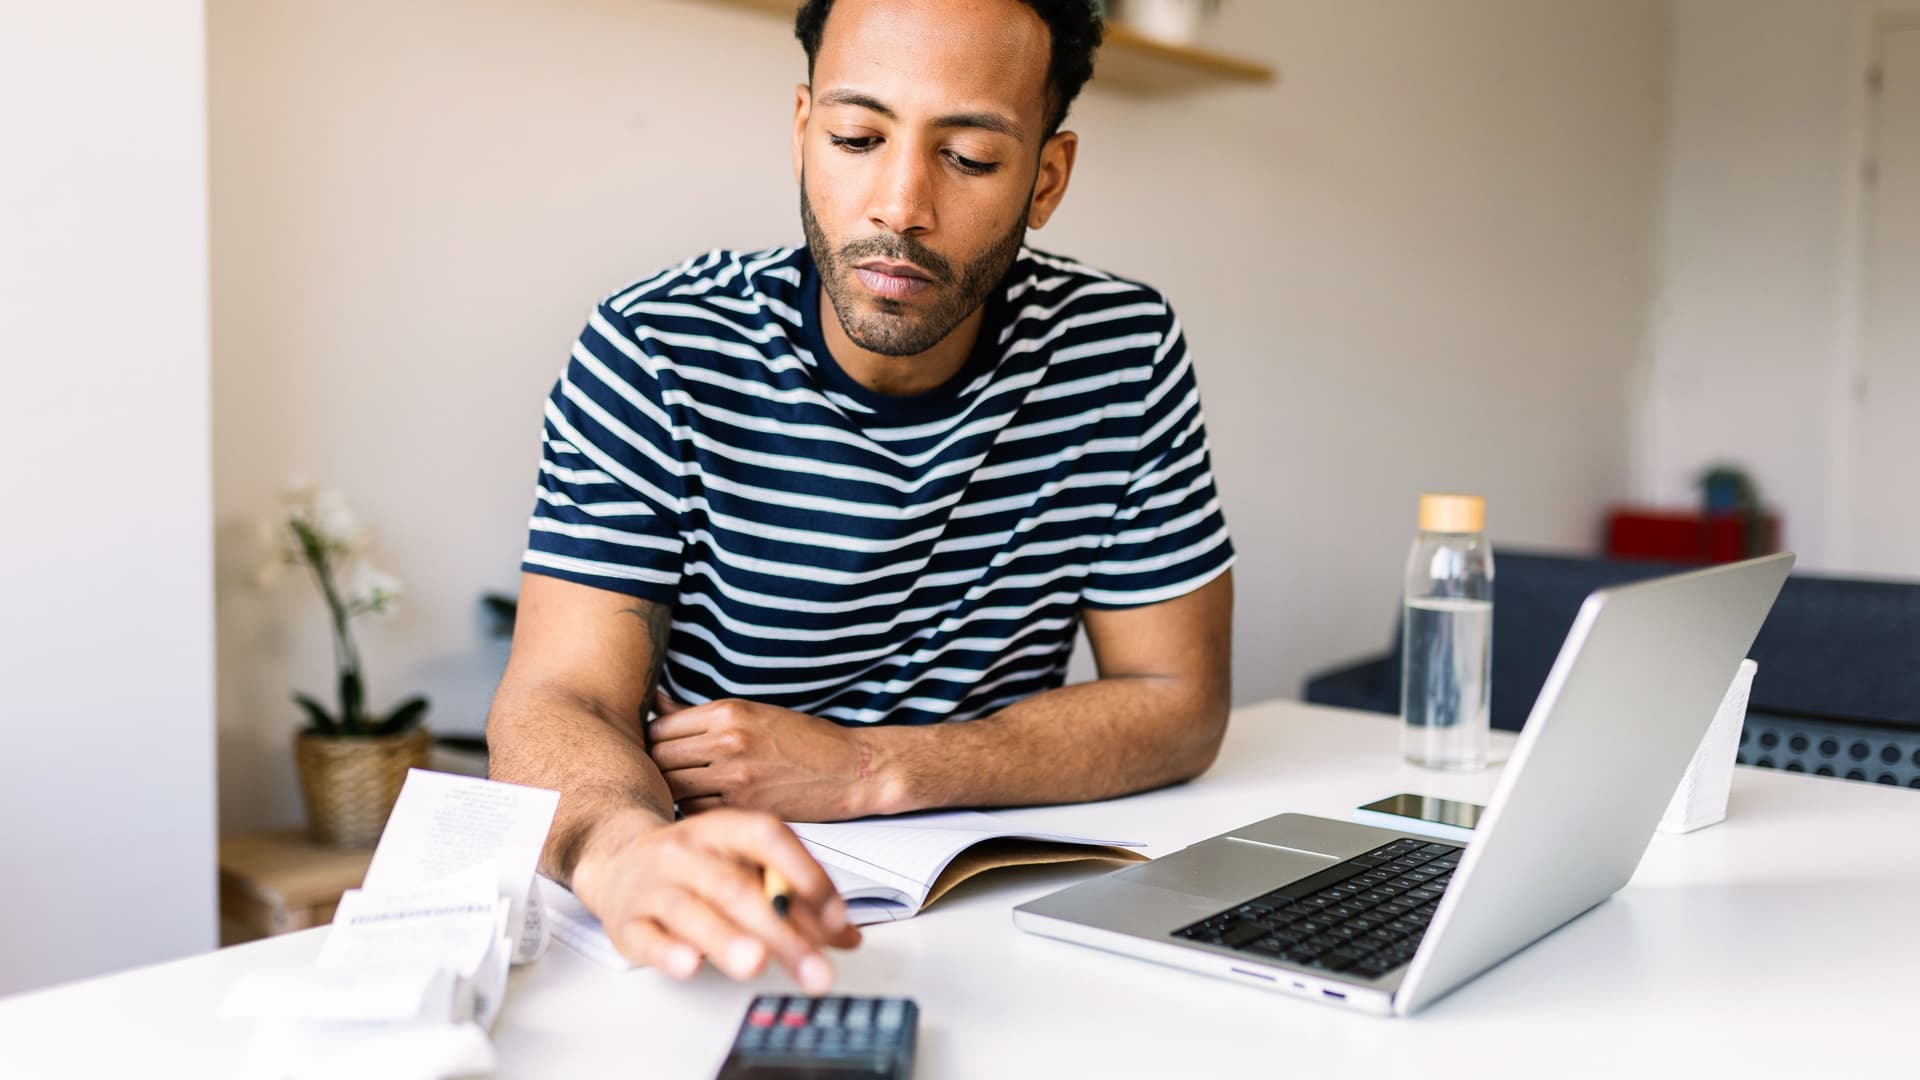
[372,696,429,736]
[481,594,518,639]
[292,691,337,736]
[339,668,365,734]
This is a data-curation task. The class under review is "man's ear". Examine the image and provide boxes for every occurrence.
[792,83,812,185]
[1026,130,1078,230]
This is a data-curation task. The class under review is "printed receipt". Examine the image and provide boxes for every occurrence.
[361,769,560,965]
[220,771,560,1079]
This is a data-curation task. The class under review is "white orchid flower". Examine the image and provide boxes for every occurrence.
[309,488,365,551]
[346,564,404,618]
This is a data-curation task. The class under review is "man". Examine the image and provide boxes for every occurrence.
[487,0,1234,994]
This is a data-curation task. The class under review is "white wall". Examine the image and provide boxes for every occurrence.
[1636,0,1890,570]
[0,2,217,994]
[1066,1,1668,693]
[209,0,1668,832]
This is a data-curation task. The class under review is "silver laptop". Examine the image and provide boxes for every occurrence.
[1014,553,1793,1016]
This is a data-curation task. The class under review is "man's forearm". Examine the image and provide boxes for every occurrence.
[487,681,674,887]
[860,676,1228,815]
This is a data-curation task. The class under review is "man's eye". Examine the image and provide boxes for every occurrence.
[828,134,879,152]
[947,152,999,176]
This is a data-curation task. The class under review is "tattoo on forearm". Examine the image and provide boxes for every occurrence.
[618,599,674,716]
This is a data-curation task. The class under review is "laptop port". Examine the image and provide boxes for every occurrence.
[1322,989,1347,1000]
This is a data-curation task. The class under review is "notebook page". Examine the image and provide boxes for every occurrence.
[810,851,911,903]
[790,812,1002,904]
[790,810,1140,908]
[844,898,914,925]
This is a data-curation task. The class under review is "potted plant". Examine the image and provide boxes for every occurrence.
[257,483,430,848]
[1697,464,1770,559]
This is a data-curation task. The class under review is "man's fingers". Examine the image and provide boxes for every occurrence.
[693,811,841,912]
[685,853,838,993]
[653,885,768,981]
[784,896,864,952]
[649,735,717,773]
[647,706,709,742]
[655,688,685,715]
[663,765,726,803]
[605,915,700,979]
[679,795,726,815]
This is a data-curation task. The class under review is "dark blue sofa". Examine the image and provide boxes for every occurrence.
[1302,550,1920,789]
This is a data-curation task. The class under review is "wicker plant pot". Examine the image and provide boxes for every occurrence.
[294,727,431,848]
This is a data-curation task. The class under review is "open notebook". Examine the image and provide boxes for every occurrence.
[541,809,1144,971]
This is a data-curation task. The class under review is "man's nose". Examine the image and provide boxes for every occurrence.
[866,147,936,237]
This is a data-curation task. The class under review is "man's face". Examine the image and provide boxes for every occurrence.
[794,0,1073,358]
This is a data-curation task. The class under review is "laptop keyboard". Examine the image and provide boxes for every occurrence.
[1171,837,1462,979]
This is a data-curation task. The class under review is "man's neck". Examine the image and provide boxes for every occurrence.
[817,285,986,397]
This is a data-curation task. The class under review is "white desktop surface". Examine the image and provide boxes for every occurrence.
[3,700,1914,1078]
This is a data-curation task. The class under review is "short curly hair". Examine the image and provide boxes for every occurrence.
[794,0,1104,139]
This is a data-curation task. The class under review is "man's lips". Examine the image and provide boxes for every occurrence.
[853,259,934,300]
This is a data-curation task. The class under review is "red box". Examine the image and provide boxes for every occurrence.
[1605,507,1780,564]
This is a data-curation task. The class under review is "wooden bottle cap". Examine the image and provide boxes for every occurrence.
[1419,493,1486,534]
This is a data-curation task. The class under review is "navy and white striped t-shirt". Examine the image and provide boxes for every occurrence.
[522,244,1233,726]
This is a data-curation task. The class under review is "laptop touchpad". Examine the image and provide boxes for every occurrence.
[1117,838,1339,903]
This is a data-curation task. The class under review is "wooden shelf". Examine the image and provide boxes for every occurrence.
[1096,23,1276,93]
[696,0,1275,95]
[219,830,373,943]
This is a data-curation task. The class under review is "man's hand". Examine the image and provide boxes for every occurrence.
[648,694,884,821]
[570,805,861,993]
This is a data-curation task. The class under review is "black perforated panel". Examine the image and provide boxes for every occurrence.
[1738,713,1920,789]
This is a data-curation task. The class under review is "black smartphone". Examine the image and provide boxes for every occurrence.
[1354,793,1484,841]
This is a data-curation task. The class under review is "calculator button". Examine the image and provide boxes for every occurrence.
[813,998,843,1027]
[845,1000,873,1027]
[876,1000,905,1029]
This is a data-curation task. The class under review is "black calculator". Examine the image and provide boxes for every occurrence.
[715,994,919,1079]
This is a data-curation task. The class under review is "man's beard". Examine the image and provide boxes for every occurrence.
[801,179,1028,359]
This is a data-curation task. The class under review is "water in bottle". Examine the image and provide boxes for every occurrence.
[1402,494,1494,770]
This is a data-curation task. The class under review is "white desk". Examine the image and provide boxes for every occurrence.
[4,700,1915,1078]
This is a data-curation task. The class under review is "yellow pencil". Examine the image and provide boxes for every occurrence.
[764,866,792,918]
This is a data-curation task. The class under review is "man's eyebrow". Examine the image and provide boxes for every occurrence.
[933,110,1025,141]
[816,89,1026,141]
[818,88,897,119]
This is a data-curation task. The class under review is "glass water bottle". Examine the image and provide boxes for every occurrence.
[1401,494,1494,770]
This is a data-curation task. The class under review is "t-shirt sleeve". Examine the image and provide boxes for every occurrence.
[1081,302,1236,609]
[520,303,687,604]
